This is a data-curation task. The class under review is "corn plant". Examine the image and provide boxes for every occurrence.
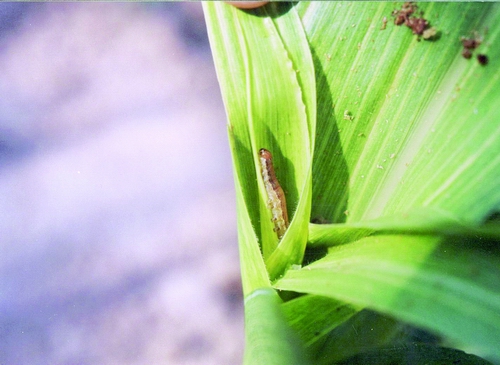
[203,2,500,364]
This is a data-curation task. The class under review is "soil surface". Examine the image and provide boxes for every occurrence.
[0,3,243,364]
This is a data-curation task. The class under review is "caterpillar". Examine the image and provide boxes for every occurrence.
[259,148,289,239]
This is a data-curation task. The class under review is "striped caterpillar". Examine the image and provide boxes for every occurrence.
[259,148,289,239]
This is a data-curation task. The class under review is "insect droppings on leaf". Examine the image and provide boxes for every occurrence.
[460,33,488,65]
[477,54,488,66]
[391,2,437,40]
[462,48,473,59]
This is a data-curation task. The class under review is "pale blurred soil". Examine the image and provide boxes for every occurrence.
[0,3,243,364]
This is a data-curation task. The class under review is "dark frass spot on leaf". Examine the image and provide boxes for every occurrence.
[477,54,488,66]
[461,36,482,50]
[460,32,487,61]
[391,2,437,40]
[392,2,417,26]
[407,16,428,35]
[462,48,473,59]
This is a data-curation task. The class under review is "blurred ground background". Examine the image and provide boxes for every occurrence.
[0,3,243,364]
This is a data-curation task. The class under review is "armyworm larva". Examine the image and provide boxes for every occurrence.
[259,148,289,239]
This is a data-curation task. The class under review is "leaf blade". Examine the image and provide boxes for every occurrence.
[275,235,500,362]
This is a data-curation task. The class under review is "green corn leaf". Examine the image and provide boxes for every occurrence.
[204,1,500,364]
[299,2,500,225]
[308,207,500,247]
[244,288,311,365]
[204,2,316,285]
[275,234,500,362]
[281,294,361,348]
